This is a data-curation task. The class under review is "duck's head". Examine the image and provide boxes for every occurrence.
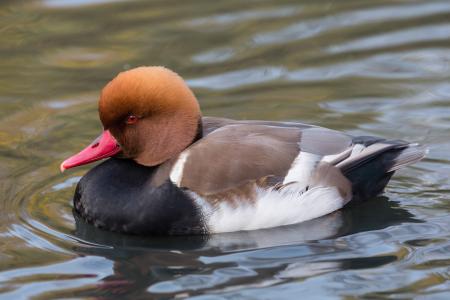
[61,66,201,171]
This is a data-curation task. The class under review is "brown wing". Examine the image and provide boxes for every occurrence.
[179,124,301,194]
[175,119,353,195]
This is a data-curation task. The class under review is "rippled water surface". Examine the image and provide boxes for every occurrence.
[0,0,449,299]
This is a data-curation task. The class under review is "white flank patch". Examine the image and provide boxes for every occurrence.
[191,186,348,233]
[169,151,190,186]
[283,151,321,185]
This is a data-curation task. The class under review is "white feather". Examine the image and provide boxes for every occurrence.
[283,151,321,185]
[169,151,190,186]
[321,148,352,164]
[349,143,365,157]
[191,186,348,233]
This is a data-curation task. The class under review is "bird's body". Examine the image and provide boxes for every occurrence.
[62,66,426,235]
[73,115,425,235]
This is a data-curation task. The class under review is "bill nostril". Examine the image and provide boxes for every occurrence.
[91,142,100,149]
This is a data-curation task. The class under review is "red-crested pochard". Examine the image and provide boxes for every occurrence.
[61,66,426,235]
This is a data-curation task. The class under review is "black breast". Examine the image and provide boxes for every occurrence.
[73,158,206,235]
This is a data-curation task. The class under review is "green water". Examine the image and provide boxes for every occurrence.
[0,0,449,299]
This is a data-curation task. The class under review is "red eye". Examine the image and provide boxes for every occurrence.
[126,115,138,125]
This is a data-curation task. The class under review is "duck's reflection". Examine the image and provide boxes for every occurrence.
[70,197,418,298]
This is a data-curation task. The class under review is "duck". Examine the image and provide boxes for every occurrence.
[61,66,426,235]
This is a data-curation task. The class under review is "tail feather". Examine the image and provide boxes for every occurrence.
[387,144,428,172]
[337,140,407,172]
[339,140,427,202]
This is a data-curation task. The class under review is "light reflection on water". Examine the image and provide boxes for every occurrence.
[0,0,449,298]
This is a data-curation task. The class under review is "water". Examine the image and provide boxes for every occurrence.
[0,0,449,298]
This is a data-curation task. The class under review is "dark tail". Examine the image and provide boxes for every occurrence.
[338,139,427,202]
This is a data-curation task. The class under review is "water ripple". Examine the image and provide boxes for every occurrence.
[187,67,286,90]
[253,2,450,45]
[328,24,450,53]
